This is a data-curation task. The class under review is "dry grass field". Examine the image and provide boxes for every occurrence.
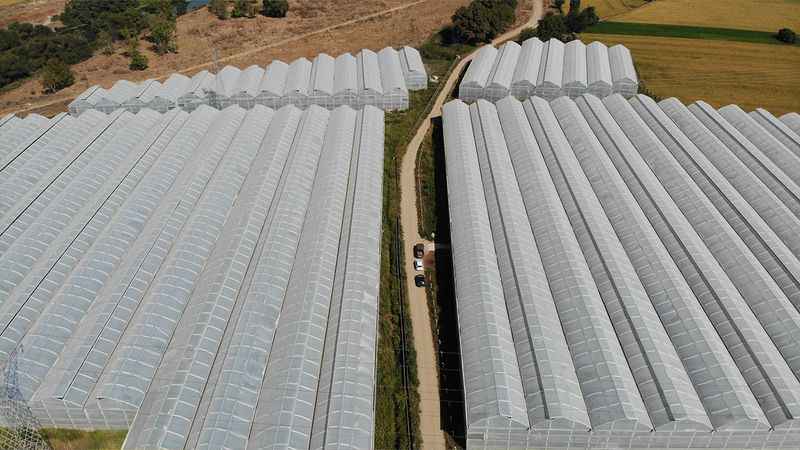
[583,33,800,115]
[0,0,477,116]
[0,0,64,27]
[583,0,648,18]
[614,0,800,32]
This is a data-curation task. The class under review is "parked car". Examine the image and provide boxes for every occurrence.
[413,259,424,271]
[415,274,426,287]
[413,243,425,258]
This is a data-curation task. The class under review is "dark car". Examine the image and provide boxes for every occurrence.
[414,243,425,259]
[414,274,426,287]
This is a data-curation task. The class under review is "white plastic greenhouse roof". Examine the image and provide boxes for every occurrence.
[68,47,427,116]
[443,95,800,449]
[459,38,638,103]
[0,103,384,450]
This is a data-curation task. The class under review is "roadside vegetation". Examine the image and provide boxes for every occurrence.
[376,2,523,447]
[376,32,475,450]
[40,428,127,450]
[517,0,599,42]
[0,0,185,92]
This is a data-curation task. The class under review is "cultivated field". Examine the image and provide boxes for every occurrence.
[582,33,800,115]
[614,0,800,32]
[0,0,474,116]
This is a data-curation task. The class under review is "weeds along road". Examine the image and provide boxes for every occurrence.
[399,1,544,448]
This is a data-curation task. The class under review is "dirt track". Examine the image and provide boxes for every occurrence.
[398,2,544,448]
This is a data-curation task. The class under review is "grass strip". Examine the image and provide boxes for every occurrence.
[587,21,798,46]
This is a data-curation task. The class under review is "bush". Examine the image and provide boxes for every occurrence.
[40,58,75,93]
[209,0,229,19]
[129,48,148,70]
[232,0,256,17]
[776,28,796,44]
[517,26,537,43]
[262,0,289,17]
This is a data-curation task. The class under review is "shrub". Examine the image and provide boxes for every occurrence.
[40,58,75,93]
[129,48,149,70]
[209,0,229,19]
[262,0,289,17]
[97,30,114,55]
[776,28,797,44]
[517,27,537,43]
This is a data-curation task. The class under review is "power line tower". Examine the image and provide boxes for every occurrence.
[0,345,51,450]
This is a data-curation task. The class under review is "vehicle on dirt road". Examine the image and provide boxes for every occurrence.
[414,274,426,287]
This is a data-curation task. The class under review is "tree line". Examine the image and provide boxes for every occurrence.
[208,0,289,20]
[0,0,186,93]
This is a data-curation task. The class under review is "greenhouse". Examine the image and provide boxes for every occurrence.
[0,103,384,450]
[68,47,426,116]
[459,37,638,103]
[443,95,800,449]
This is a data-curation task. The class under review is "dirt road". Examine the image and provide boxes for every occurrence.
[399,2,544,448]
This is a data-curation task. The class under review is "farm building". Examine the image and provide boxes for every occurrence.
[400,46,427,90]
[510,37,544,100]
[443,95,800,449]
[779,112,800,137]
[458,44,498,103]
[68,47,426,115]
[0,103,384,450]
[459,38,638,103]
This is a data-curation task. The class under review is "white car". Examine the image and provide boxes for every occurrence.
[413,259,424,271]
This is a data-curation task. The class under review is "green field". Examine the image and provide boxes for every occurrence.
[587,21,796,45]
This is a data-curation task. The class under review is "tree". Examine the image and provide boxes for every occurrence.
[552,0,565,13]
[40,59,75,93]
[209,0,229,19]
[262,0,289,17]
[568,0,581,14]
[776,28,797,44]
[129,48,149,70]
[535,12,568,41]
[450,0,516,44]
[149,15,177,54]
